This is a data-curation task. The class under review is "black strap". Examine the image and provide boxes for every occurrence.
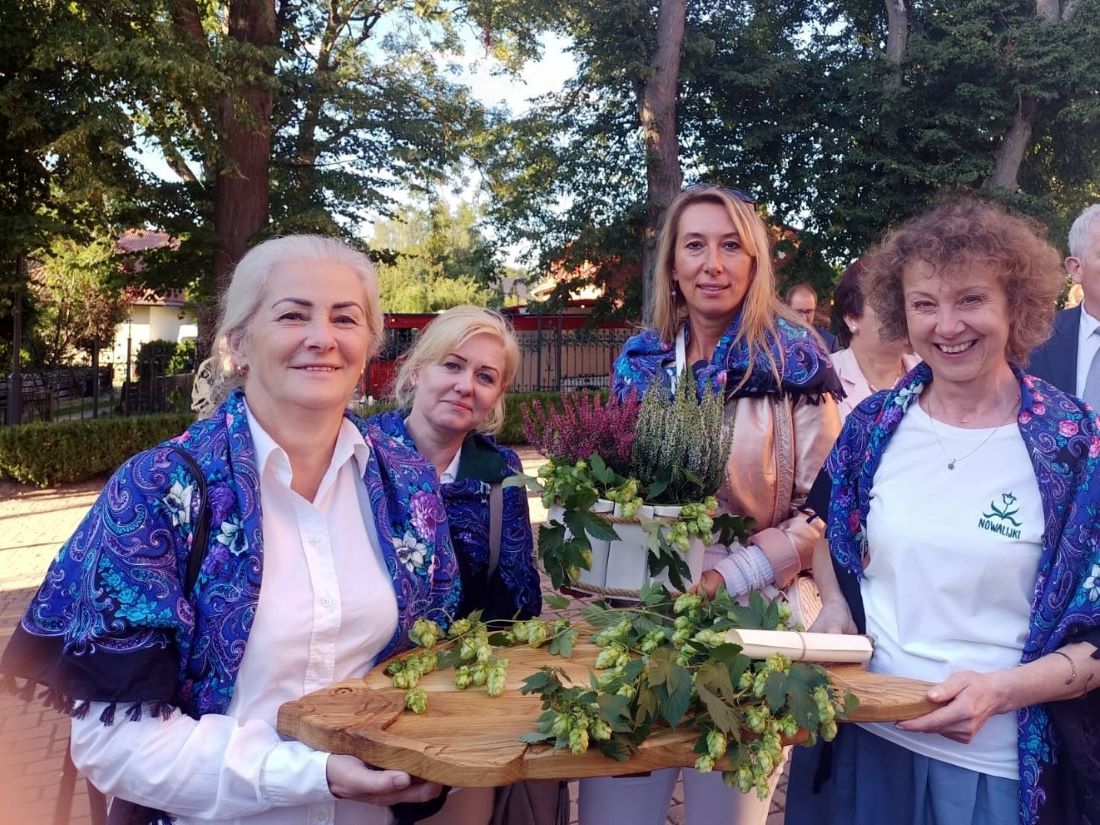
[167,446,210,596]
[487,483,503,582]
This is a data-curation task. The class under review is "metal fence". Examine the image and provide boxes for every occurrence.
[512,324,634,393]
[2,354,195,425]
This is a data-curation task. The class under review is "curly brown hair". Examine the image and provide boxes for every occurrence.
[862,200,1063,365]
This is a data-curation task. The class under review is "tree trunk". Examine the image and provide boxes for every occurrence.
[883,0,908,88]
[209,0,277,343]
[988,1,1064,191]
[640,0,687,323]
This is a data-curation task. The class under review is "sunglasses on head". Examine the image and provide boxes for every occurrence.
[683,182,756,205]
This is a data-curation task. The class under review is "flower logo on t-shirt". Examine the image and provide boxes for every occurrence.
[978,492,1022,539]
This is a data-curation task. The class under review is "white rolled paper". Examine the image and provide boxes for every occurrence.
[723,628,873,663]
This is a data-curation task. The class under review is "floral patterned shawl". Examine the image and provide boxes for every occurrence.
[826,362,1100,825]
[0,389,460,721]
[370,410,541,622]
[612,313,842,402]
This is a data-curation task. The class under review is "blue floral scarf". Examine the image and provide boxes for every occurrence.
[826,363,1100,825]
[370,410,542,622]
[0,389,460,721]
[612,314,842,402]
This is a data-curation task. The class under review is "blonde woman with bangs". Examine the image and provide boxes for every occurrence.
[370,305,541,623]
[580,185,842,825]
[369,306,552,825]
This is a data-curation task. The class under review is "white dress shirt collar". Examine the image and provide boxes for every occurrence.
[246,402,370,497]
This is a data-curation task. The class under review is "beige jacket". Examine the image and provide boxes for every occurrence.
[717,393,841,587]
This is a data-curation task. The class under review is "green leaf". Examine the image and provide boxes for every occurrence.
[843,691,860,717]
[545,592,570,610]
[436,649,462,669]
[658,666,694,725]
[548,627,577,657]
[764,671,788,712]
[695,683,742,735]
[646,648,675,686]
[635,685,659,725]
[596,736,634,762]
[519,731,554,744]
[696,661,736,700]
[581,602,621,628]
[597,693,634,731]
[488,632,515,647]
[638,580,669,605]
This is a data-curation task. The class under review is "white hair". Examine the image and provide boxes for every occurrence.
[1068,204,1100,259]
[206,235,383,408]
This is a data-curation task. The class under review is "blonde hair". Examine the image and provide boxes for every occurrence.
[392,305,520,434]
[651,187,806,389]
[208,235,383,407]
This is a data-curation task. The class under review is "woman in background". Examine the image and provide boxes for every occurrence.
[370,305,541,623]
[370,306,551,825]
[829,260,920,420]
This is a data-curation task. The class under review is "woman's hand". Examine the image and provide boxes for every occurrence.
[893,670,1008,744]
[696,570,725,599]
[807,598,857,635]
[326,754,444,806]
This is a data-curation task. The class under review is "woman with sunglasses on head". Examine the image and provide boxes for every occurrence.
[578,184,843,825]
[370,306,550,825]
[1,236,456,825]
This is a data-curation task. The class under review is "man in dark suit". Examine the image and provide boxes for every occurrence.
[785,282,839,352]
[1026,204,1100,410]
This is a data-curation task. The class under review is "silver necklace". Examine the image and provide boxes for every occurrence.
[925,393,1020,470]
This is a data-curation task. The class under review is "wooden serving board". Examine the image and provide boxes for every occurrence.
[277,642,939,787]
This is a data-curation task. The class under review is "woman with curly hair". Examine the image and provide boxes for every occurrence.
[786,201,1100,825]
[1,235,455,825]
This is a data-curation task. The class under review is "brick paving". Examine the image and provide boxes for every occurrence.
[0,450,787,824]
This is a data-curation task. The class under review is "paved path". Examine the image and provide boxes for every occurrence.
[0,450,787,824]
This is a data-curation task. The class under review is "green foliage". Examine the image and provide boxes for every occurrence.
[135,339,181,379]
[0,413,195,487]
[168,339,197,375]
[374,201,501,312]
[388,586,856,791]
[27,236,129,368]
[631,371,731,505]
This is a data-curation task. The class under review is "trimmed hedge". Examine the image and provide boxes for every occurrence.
[0,414,195,487]
[0,389,601,487]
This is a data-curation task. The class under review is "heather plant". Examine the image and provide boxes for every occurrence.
[632,370,732,505]
[521,389,639,475]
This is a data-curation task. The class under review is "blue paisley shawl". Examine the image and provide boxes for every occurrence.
[825,363,1100,825]
[0,389,461,721]
[611,314,842,402]
[370,410,541,622]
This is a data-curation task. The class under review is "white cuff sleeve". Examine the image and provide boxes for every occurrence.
[261,741,335,807]
[707,543,776,596]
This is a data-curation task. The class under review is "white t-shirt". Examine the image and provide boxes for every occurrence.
[857,399,1042,780]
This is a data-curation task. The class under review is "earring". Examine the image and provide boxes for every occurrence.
[847,324,858,334]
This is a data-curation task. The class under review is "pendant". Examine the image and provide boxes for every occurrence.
[947,461,956,470]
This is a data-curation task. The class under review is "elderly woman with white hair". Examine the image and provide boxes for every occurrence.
[1,235,458,825]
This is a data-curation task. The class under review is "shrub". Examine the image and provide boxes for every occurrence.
[168,339,197,375]
[0,413,195,487]
[135,339,180,379]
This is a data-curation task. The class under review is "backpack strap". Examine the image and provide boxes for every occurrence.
[167,446,210,596]
[487,483,503,582]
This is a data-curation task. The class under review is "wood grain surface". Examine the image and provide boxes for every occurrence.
[277,642,940,787]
